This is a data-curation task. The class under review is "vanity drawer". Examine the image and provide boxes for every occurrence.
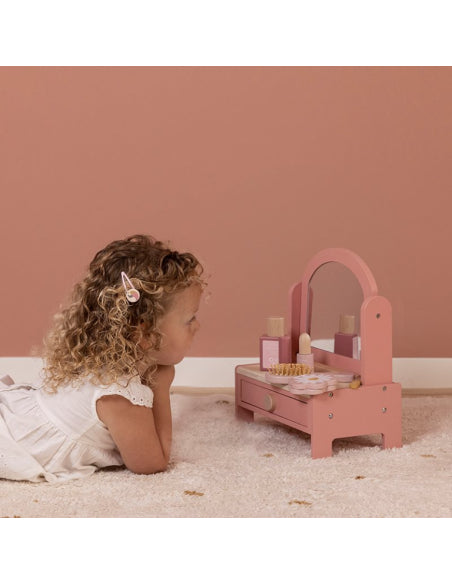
[239,379,309,429]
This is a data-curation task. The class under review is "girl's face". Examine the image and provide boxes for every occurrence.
[142,284,202,366]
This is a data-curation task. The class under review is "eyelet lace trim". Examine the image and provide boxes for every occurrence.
[98,381,153,408]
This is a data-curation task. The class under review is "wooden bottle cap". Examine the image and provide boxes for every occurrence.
[339,314,355,334]
[266,317,285,337]
[299,332,311,355]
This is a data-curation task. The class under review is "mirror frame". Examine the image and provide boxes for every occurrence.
[289,248,393,384]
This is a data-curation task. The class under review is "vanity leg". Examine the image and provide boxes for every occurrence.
[381,428,402,450]
[236,405,254,422]
[310,435,333,459]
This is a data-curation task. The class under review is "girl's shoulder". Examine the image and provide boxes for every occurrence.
[92,376,154,409]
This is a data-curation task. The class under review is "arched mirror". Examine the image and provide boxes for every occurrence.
[307,261,363,359]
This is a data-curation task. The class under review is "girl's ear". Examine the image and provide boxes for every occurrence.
[138,321,149,336]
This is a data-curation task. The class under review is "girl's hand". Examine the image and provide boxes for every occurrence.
[152,364,175,393]
[141,364,175,392]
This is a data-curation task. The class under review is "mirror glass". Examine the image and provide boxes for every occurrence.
[307,261,363,359]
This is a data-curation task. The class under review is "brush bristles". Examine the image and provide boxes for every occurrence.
[268,363,311,376]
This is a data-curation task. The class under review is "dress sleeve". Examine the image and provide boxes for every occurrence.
[93,378,154,409]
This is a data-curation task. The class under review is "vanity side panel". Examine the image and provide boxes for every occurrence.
[361,296,393,385]
[311,383,402,442]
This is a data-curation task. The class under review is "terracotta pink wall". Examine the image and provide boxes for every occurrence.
[1,67,451,358]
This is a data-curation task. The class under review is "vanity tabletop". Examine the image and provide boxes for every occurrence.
[236,362,341,381]
[236,362,350,398]
[236,363,267,382]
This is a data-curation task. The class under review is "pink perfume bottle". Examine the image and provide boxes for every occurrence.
[259,317,291,370]
[334,314,359,359]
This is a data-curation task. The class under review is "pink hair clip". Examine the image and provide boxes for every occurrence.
[121,271,141,304]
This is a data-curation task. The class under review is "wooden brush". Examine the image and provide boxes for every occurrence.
[265,362,312,384]
[268,363,311,377]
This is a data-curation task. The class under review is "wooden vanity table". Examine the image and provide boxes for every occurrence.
[235,248,402,459]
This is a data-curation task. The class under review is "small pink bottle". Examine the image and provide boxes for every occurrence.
[259,317,291,370]
[296,332,314,372]
[334,314,359,359]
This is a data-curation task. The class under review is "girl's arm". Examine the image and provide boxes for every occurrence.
[96,365,174,474]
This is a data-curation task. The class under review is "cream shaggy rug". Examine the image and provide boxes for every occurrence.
[0,392,451,518]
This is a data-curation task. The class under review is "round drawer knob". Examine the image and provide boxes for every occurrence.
[263,394,276,412]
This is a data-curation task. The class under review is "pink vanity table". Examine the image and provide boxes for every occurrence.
[235,248,402,458]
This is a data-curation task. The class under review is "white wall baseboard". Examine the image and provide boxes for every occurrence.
[392,358,452,393]
[1,356,451,394]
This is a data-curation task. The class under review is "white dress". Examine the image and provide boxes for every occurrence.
[0,373,153,483]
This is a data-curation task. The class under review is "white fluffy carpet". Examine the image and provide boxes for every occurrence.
[0,392,451,518]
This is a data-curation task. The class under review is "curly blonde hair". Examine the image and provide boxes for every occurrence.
[42,234,205,391]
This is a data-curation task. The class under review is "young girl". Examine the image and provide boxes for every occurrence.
[0,234,205,483]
